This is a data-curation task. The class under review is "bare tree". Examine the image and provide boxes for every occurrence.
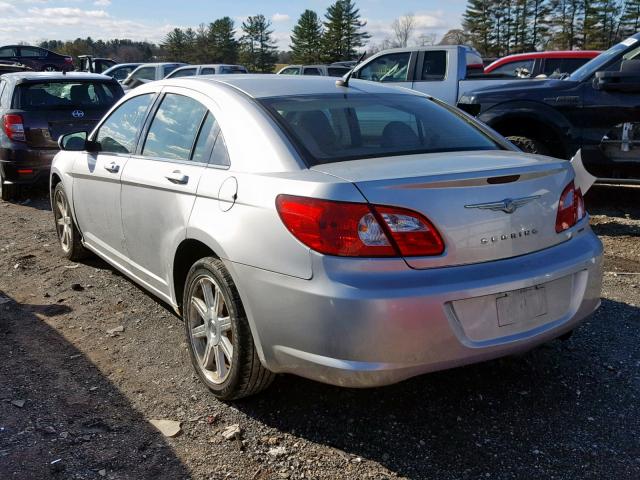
[417,33,437,46]
[392,13,416,47]
[438,29,468,45]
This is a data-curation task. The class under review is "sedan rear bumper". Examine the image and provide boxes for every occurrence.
[228,226,603,388]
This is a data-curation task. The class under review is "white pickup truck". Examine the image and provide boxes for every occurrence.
[351,45,521,105]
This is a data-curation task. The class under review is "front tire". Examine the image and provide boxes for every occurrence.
[506,136,550,155]
[183,257,274,400]
[53,183,89,261]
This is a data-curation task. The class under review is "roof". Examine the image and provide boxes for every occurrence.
[0,71,114,83]
[168,74,422,99]
[175,64,245,69]
[486,50,601,70]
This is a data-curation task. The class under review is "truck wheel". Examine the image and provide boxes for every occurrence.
[0,173,18,201]
[183,257,275,400]
[507,136,550,156]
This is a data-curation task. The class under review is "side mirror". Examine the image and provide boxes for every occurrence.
[594,61,640,93]
[58,131,100,152]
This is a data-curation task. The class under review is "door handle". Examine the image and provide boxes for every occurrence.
[104,162,119,173]
[165,170,189,185]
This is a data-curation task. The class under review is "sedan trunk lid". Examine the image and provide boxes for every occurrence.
[312,151,575,268]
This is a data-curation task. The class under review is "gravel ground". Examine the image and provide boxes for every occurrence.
[0,186,638,480]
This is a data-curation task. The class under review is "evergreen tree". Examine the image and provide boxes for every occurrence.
[322,0,370,62]
[162,28,188,61]
[208,17,239,64]
[240,14,278,72]
[463,0,495,55]
[621,0,640,35]
[290,10,323,63]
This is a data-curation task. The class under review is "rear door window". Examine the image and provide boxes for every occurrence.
[20,47,44,57]
[303,67,322,76]
[15,81,121,109]
[420,51,447,81]
[200,68,216,75]
[95,93,154,154]
[141,93,208,161]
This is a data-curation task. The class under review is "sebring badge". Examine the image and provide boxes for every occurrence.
[464,195,541,214]
[72,110,85,119]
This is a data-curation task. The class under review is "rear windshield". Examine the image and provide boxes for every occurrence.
[14,81,122,109]
[260,94,500,165]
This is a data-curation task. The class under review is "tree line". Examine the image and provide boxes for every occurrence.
[463,0,640,56]
[161,0,370,71]
[39,38,158,62]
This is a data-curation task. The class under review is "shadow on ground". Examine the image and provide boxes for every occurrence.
[586,185,640,220]
[237,299,640,479]
[0,291,190,480]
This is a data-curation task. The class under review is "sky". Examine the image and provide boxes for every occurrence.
[0,0,467,50]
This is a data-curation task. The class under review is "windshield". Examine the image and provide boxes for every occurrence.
[261,94,500,166]
[570,36,639,82]
[15,81,122,109]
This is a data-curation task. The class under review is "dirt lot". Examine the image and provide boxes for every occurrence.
[0,186,639,480]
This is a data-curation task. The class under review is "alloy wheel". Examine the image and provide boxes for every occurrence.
[188,275,234,384]
[54,190,72,253]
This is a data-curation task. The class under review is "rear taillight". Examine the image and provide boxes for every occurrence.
[276,195,444,257]
[555,181,586,233]
[3,114,25,142]
[64,57,73,64]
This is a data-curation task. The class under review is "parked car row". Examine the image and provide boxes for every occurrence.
[0,37,607,401]
[350,34,640,184]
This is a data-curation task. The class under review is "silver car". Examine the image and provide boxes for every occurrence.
[50,75,603,399]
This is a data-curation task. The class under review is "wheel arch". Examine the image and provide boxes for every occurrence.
[171,234,268,364]
[479,101,576,159]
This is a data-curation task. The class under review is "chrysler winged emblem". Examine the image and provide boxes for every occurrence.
[464,195,541,214]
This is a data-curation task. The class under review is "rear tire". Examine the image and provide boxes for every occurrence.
[53,183,89,261]
[0,173,18,201]
[42,65,57,72]
[183,257,274,400]
[506,136,550,156]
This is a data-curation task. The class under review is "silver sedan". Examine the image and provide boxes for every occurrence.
[50,75,603,399]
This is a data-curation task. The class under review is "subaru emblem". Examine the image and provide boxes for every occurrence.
[72,110,84,118]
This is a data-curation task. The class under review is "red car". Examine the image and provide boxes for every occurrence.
[484,51,601,78]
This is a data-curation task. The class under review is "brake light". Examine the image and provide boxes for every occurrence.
[64,57,73,64]
[555,181,586,233]
[3,114,25,142]
[275,195,444,257]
